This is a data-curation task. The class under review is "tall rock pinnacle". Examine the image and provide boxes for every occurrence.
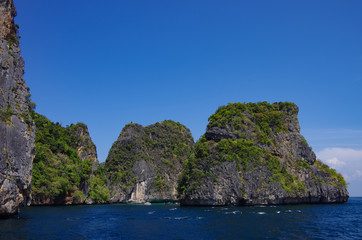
[0,0,35,217]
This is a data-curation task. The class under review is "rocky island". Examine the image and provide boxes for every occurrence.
[0,0,349,218]
[29,119,195,206]
[178,102,349,205]
[27,103,349,207]
[105,121,194,203]
[30,113,104,205]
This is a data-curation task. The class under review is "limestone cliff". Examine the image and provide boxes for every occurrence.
[0,0,35,217]
[68,122,99,200]
[69,123,99,171]
[105,121,194,203]
[31,113,99,205]
[179,102,348,206]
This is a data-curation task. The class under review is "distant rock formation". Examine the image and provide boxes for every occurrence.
[0,0,35,217]
[70,123,99,171]
[179,102,349,206]
[30,113,100,205]
[105,121,194,203]
[68,122,99,201]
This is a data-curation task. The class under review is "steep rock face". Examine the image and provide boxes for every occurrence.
[69,123,99,171]
[179,102,348,206]
[0,0,16,40]
[0,0,35,217]
[31,113,99,205]
[105,121,194,203]
[68,123,99,199]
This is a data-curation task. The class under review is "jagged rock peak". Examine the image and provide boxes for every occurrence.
[0,0,17,42]
[30,113,99,205]
[68,122,99,170]
[179,102,348,206]
[105,120,194,203]
[0,0,35,217]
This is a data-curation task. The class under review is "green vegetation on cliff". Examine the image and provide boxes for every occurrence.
[89,165,110,201]
[178,102,348,204]
[105,120,194,201]
[208,102,297,129]
[31,112,108,203]
[208,102,297,145]
[178,136,305,195]
[31,101,347,206]
[0,104,14,125]
[313,160,348,188]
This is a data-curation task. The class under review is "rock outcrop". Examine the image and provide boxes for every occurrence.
[0,0,35,217]
[30,113,100,205]
[69,123,99,171]
[179,102,349,206]
[68,122,99,200]
[105,121,194,203]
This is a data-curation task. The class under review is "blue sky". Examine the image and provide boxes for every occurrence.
[14,0,362,196]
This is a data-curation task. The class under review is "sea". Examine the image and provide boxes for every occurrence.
[1,197,361,240]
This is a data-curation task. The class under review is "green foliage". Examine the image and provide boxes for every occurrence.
[0,104,14,124]
[297,159,310,169]
[314,160,348,188]
[217,138,262,171]
[106,139,136,188]
[153,174,168,192]
[112,169,134,189]
[178,101,346,199]
[178,137,264,196]
[20,111,32,125]
[178,166,206,194]
[89,174,110,201]
[178,102,312,198]
[277,102,298,114]
[267,155,306,193]
[32,146,80,198]
[81,159,93,183]
[177,160,189,195]
[143,120,194,164]
[195,140,210,159]
[300,136,307,145]
[31,113,96,201]
[73,190,86,203]
[207,102,297,145]
[269,169,305,193]
[267,155,283,173]
[105,120,194,194]
[26,92,36,111]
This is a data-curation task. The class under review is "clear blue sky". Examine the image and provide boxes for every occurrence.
[14,0,362,195]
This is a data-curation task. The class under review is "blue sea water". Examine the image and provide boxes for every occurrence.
[1,197,361,240]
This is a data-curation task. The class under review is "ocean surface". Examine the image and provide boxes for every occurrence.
[1,197,361,240]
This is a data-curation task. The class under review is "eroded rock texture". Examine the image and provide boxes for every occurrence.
[30,113,99,205]
[179,102,348,206]
[0,0,35,217]
[106,121,194,203]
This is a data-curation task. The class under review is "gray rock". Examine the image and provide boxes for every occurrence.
[71,123,99,171]
[180,102,348,206]
[0,0,35,217]
[71,123,99,198]
[205,127,237,141]
[30,120,99,205]
[106,121,194,203]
